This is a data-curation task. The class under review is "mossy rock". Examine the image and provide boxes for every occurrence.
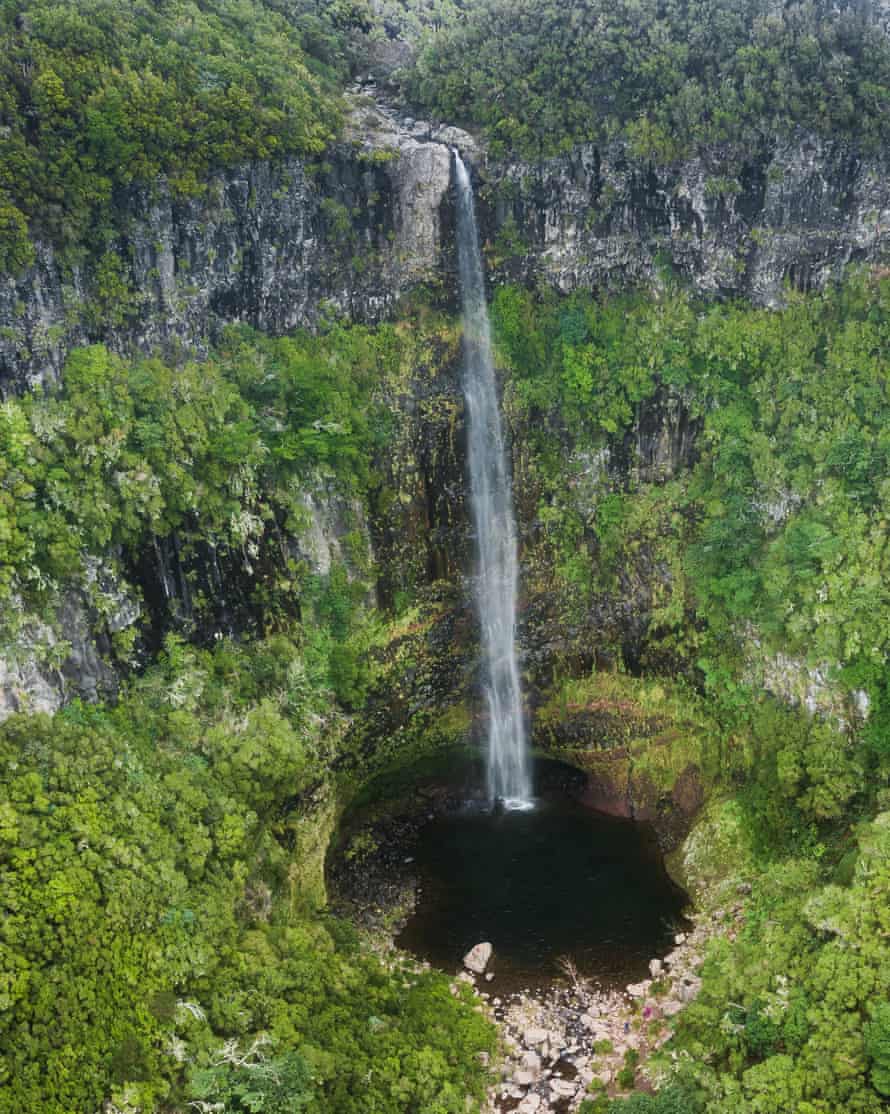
[535,671,717,847]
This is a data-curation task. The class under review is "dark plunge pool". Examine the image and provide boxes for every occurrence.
[395,770,690,991]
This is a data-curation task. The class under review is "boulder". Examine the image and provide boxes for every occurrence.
[463,941,492,974]
[550,1078,578,1098]
[649,958,664,977]
[523,1026,548,1046]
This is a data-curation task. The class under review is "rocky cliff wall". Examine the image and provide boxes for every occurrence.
[3,93,890,392]
[0,102,462,394]
[479,134,890,303]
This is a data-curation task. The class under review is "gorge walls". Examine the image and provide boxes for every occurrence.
[2,97,888,738]
[3,95,890,393]
[479,133,890,303]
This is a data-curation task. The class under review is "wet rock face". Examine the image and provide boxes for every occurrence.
[618,387,701,486]
[4,102,890,393]
[0,587,125,720]
[0,106,462,394]
[478,134,890,303]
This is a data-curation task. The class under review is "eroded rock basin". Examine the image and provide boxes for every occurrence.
[332,755,690,994]
[397,796,689,994]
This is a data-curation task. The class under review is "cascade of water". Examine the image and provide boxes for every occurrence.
[452,151,532,809]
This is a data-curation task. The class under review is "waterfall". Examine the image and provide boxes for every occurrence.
[453,151,532,809]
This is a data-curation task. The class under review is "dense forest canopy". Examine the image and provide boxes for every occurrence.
[403,0,890,157]
[0,0,373,270]
[0,635,496,1114]
[1,2,890,1113]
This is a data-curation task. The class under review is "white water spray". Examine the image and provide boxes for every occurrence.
[453,151,532,810]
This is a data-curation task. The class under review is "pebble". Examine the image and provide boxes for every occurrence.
[520,1051,542,1073]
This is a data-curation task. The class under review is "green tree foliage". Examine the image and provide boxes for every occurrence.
[0,634,495,1114]
[864,1002,890,1097]
[663,815,890,1111]
[370,0,464,39]
[493,270,890,1112]
[405,0,890,158]
[0,0,362,269]
[588,1081,705,1113]
[0,322,393,624]
[493,272,890,762]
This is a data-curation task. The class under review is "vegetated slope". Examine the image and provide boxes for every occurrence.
[497,272,890,719]
[0,636,495,1114]
[403,0,890,158]
[0,312,496,1114]
[0,324,383,650]
[0,0,371,272]
[495,270,890,1113]
[2,276,889,1113]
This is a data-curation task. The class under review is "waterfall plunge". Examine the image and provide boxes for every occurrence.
[453,151,532,810]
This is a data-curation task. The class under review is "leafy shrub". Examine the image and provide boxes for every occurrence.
[0,633,496,1114]
[865,1002,890,1097]
[602,1082,706,1112]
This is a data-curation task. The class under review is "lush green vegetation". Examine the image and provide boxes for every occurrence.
[668,814,890,1112]
[369,0,462,39]
[0,0,375,271]
[0,633,496,1114]
[591,808,890,1112]
[494,270,890,1112]
[0,298,497,1113]
[0,321,394,638]
[404,0,890,158]
[494,272,890,730]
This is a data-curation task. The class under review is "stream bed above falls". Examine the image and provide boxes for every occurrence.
[331,755,691,993]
